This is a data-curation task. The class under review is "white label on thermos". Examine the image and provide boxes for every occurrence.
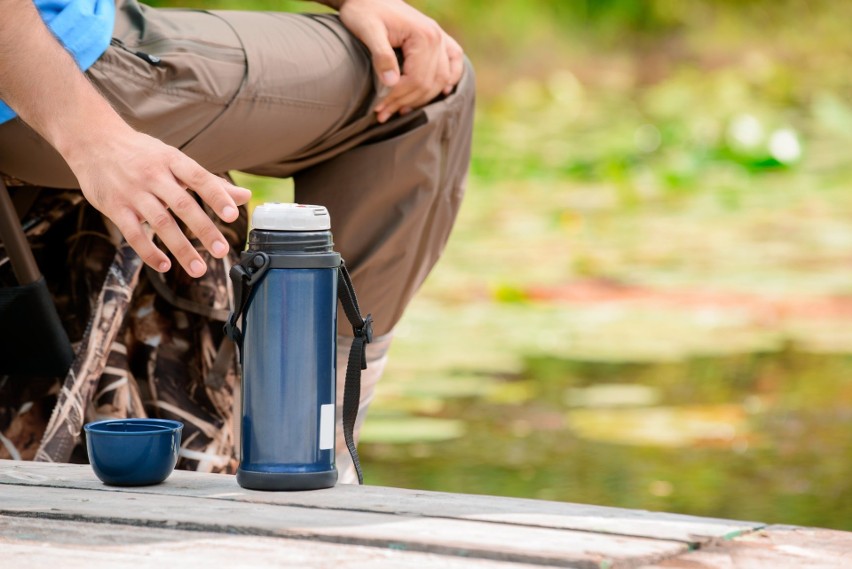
[319,404,334,450]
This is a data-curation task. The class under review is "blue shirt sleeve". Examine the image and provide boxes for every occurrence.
[0,0,116,125]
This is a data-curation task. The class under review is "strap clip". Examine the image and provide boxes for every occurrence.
[224,252,270,349]
[354,314,373,369]
[356,314,374,342]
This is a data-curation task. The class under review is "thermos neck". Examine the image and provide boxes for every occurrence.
[249,229,333,253]
[246,229,340,269]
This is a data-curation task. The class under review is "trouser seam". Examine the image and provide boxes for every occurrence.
[92,60,237,104]
[230,95,347,109]
[174,10,251,151]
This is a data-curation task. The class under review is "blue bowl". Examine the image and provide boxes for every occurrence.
[84,418,183,486]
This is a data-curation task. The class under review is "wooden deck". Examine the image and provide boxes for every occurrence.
[1,459,849,568]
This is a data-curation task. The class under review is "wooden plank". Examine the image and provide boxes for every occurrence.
[638,525,852,569]
[0,460,760,544]
[0,482,687,568]
[0,515,549,569]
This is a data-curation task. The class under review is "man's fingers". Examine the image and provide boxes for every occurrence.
[445,34,464,93]
[377,74,444,122]
[226,183,252,206]
[113,208,171,273]
[375,35,453,122]
[169,153,240,223]
[375,49,440,122]
[434,34,452,87]
[353,18,400,88]
[137,196,207,277]
[159,186,230,260]
[376,76,419,122]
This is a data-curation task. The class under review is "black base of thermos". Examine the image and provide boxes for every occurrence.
[236,467,338,491]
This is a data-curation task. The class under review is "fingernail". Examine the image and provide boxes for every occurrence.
[376,84,392,99]
[382,71,398,86]
[190,260,205,275]
[222,206,237,219]
[378,112,389,123]
[212,240,227,256]
[158,261,170,272]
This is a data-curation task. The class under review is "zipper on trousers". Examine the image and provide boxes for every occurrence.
[110,38,162,66]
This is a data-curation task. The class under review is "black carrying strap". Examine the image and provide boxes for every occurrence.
[224,251,271,355]
[336,261,373,485]
[225,255,372,485]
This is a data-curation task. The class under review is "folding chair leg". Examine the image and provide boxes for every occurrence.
[0,179,40,284]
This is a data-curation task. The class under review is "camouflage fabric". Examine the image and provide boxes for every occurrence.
[0,184,247,473]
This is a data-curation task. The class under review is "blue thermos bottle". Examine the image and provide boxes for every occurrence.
[225,203,370,491]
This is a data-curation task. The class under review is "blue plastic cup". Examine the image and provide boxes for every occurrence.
[84,418,183,486]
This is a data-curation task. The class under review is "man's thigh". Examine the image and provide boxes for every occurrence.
[178,11,376,174]
[108,1,377,175]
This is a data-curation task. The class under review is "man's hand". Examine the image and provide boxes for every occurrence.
[332,0,465,123]
[65,129,251,278]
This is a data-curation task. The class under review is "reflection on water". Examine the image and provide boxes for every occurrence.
[361,344,852,530]
[567,404,750,448]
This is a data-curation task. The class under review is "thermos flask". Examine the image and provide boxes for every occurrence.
[225,203,372,491]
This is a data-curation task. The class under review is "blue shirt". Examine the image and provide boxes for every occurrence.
[0,0,115,124]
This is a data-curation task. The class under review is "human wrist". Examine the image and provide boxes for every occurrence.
[52,104,135,167]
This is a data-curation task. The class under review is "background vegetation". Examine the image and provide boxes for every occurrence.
[150,0,852,529]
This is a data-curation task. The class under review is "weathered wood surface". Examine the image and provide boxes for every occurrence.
[0,460,760,543]
[639,525,852,569]
[0,515,545,569]
[1,460,849,569]
[0,483,687,568]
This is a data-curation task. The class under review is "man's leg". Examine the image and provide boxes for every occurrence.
[291,59,474,479]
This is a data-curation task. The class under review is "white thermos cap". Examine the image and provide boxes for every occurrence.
[251,203,331,231]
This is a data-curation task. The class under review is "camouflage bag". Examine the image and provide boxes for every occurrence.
[0,182,247,473]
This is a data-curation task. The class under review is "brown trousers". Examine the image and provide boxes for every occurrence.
[0,1,474,475]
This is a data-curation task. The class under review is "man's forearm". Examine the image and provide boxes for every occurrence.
[0,0,131,162]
